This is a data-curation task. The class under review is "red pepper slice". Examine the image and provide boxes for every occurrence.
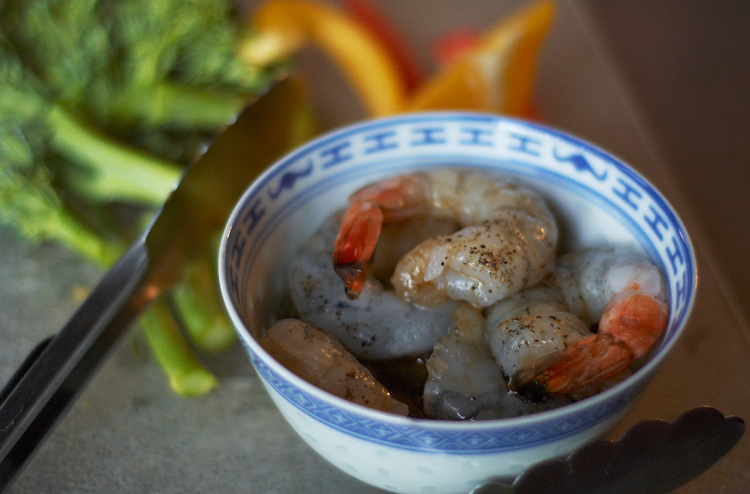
[342,0,424,93]
[433,29,480,66]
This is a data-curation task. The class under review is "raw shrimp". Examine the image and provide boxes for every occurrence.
[491,247,668,400]
[262,319,408,415]
[546,247,667,327]
[288,213,458,361]
[333,168,558,307]
[424,303,567,420]
[424,304,504,419]
[486,287,591,377]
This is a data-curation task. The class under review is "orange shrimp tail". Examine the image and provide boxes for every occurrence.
[511,335,634,400]
[333,201,384,298]
[349,175,427,221]
[599,292,669,357]
[512,293,669,401]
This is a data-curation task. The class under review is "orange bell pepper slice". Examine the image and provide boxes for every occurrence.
[406,0,555,117]
[244,0,407,116]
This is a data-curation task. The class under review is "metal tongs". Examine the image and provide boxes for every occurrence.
[0,77,307,490]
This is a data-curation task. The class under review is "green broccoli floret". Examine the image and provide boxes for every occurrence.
[0,127,124,266]
[0,28,183,207]
[0,37,123,264]
[1,0,286,162]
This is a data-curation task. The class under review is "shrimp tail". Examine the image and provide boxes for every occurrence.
[332,201,383,298]
[510,334,633,400]
[599,291,669,356]
[333,175,426,298]
[510,292,668,401]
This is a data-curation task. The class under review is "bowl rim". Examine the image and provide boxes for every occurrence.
[219,110,698,432]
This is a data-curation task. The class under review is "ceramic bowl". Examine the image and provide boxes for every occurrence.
[218,112,696,494]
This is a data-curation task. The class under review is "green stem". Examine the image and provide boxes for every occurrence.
[47,207,124,267]
[46,104,182,206]
[140,298,218,396]
[114,81,249,130]
[172,253,237,353]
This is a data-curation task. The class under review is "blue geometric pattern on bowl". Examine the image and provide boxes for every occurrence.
[225,113,694,339]
[248,347,640,454]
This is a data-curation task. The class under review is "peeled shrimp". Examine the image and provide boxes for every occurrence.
[262,319,409,416]
[333,168,558,307]
[490,247,668,400]
[546,247,667,327]
[288,213,458,361]
[424,303,565,420]
[486,287,591,377]
[424,304,505,419]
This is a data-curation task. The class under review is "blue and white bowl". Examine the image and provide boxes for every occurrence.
[219,113,696,494]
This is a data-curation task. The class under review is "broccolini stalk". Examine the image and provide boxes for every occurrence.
[172,253,237,353]
[140,298,219,396]
[109,81,250,131]
[46,104,182,207]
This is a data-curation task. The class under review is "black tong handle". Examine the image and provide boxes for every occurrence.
[0,244,149,491]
